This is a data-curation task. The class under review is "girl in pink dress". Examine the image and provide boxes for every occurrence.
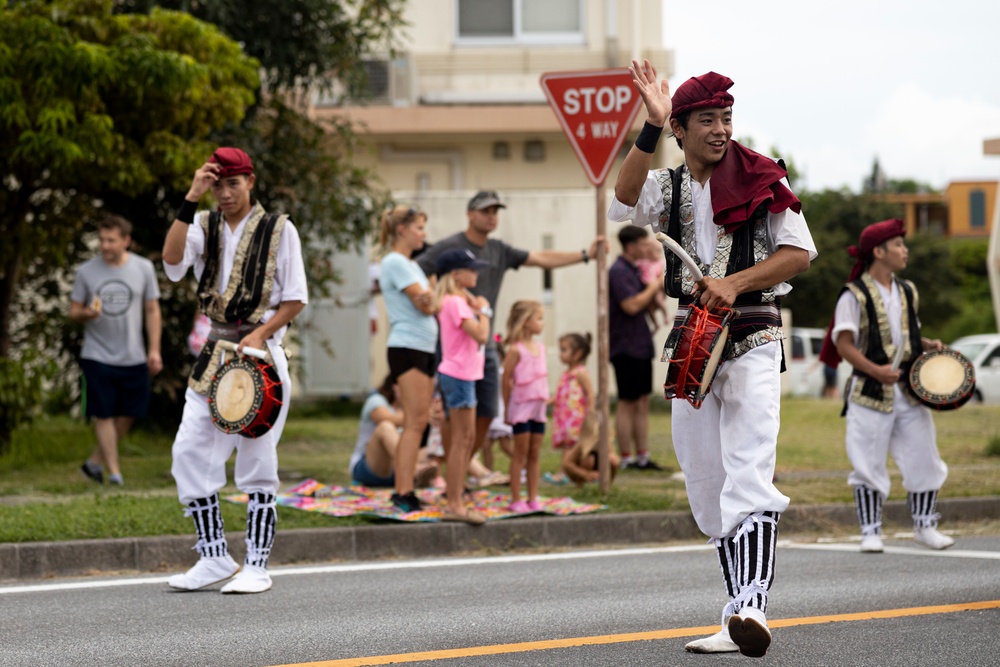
[552,332,596,479]
[501,300,548,512]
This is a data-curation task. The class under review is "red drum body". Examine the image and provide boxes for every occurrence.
[208,356,284,438]
[908,348,975,411]
[662,305,735,409]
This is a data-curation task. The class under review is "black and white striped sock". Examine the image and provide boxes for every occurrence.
[908,490,940,529]
[714,536,740,601]
[733,511,779,614]
[854,485,883,536]
[245,492,277,569]
[184,494,228,558]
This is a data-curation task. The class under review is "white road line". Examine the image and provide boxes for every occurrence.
[0,544,712,596]
[781,541,1000,559]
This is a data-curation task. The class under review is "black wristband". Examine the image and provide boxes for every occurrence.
[176,199,198,224]
[634,121,664,154]
[581,249,589,264]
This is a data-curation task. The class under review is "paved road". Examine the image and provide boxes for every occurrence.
[2,534,998,667]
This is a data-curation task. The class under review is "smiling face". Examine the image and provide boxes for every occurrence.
[398,214,427,253]
[211,173,255,221]
[671,107,733,178]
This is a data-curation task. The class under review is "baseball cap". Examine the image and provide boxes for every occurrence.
[435,248,491,274]
[467,190,506,211]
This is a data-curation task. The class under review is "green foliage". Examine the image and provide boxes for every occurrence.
[0,351,56,454]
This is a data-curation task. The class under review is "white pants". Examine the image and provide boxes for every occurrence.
[845,378,948,499]
[672,342,789,538]
[171,342,290,504]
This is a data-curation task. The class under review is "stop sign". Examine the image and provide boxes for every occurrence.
[540,69,644,186]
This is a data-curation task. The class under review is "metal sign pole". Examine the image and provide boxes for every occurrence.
[595,184,610,492]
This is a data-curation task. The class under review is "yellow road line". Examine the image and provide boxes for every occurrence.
[269,599,1000,667]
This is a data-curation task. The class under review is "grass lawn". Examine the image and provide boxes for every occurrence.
[1,397,998,543]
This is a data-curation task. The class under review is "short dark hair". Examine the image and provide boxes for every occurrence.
[672,110,691,149]
[97,214,132,237]
[618,224,648,249]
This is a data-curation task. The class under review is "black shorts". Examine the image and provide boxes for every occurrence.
[387,347,436,381]
[611,355,652,401]
[80,359,150,419]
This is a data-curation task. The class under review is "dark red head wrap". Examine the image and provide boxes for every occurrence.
[670,72,735,120]
[818,218,907,367]
[209,147,254,178]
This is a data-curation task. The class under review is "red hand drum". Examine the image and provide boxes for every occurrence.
[207,356,284,438]
[662,305,735,409]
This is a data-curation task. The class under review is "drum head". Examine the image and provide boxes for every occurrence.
[909,349,976,410]
[215,366,260,423]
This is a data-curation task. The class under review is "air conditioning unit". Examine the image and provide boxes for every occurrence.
[312,54,414,107]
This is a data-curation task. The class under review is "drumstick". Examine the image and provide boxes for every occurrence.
[655,232,708,291]
[890,339,907,373]
[216,340,268,360]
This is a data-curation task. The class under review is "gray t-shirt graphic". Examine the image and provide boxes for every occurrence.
[71,253,160,366]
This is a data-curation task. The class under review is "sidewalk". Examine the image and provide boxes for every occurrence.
[2,496,997,581]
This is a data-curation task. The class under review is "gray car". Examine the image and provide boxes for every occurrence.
[950,334,1000,404]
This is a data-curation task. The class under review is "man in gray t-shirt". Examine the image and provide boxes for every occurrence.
[69,215,162,486]
[416,190,604,461]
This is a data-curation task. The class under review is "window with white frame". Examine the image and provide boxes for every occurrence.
[456,0,583,44]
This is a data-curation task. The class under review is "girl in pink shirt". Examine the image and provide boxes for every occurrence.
[435,249,492,524]
[502,300,549,512]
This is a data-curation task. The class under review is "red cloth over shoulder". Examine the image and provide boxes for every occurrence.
[710,142,801,234]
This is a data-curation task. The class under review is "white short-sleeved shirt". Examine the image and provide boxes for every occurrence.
[608,170,818,297]
[832,278,908,349]
[163,207,308,343]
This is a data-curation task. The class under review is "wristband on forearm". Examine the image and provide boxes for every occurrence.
[634,121,664,154]
[176,199,198,224]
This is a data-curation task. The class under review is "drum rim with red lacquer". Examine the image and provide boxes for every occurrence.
[907,347,975,411]
[207,356,284,438]
[662,304,735,409]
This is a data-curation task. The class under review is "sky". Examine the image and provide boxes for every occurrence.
[660,1,1000,192]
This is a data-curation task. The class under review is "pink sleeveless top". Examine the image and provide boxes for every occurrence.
[506,341,549,424]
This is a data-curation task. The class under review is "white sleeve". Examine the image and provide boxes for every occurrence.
[607,171,667,231]
[768,179,818,261]
[831,290,861,343]
[162,214,207,282]
[274,220,309,305]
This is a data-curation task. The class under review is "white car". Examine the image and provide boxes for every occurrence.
[786,327,852,398]
[949,334,1000,404]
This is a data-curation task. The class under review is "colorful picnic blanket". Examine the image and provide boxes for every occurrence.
[224,478,606,522]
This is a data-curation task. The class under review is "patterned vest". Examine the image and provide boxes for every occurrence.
[188,205,287,394]
[656,164,783,362]
[843,273,922,413]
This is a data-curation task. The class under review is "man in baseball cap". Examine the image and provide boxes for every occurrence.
[467,190,506,211]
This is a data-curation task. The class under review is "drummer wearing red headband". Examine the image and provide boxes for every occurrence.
[819,218,952,556]
[609,62,817,658]
[162,148,308,594]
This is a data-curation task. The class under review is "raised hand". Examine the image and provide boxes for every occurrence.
[629,59,672,126]
[185,161,222,202]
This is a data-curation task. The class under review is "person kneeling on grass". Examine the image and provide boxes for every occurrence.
[560,412,620,486]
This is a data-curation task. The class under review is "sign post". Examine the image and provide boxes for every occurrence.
[541,69,643,492]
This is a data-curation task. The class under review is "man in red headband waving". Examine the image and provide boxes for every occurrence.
[608,61,817,658]
[820,218,952,555]
[162,148,308,594]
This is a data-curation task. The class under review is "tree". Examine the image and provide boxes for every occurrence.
[0,0,260,449]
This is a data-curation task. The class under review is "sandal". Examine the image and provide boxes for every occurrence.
[440,508,487,525]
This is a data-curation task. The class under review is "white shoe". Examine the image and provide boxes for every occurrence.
[167,555,240,591]
[220,564,272,594]
[684,627,739,653]
[860,534,884,553]
[727,607,772,658]
[914,526,955,550]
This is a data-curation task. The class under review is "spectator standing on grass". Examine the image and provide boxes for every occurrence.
[502,300,549,513]
[70,214,162,487]
[608,224,664,471]
[434,248,492,524]
[378,205,439,513]
[416,191,604,470]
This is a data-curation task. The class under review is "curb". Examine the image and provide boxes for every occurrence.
[2,497,996,581]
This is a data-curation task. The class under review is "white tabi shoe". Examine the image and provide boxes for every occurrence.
[220,564,273,594]
[167,555,240,591]
[684,627,739,653]
[727,606,772,658]
[914,526,955,550]
[860,534,885,553]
